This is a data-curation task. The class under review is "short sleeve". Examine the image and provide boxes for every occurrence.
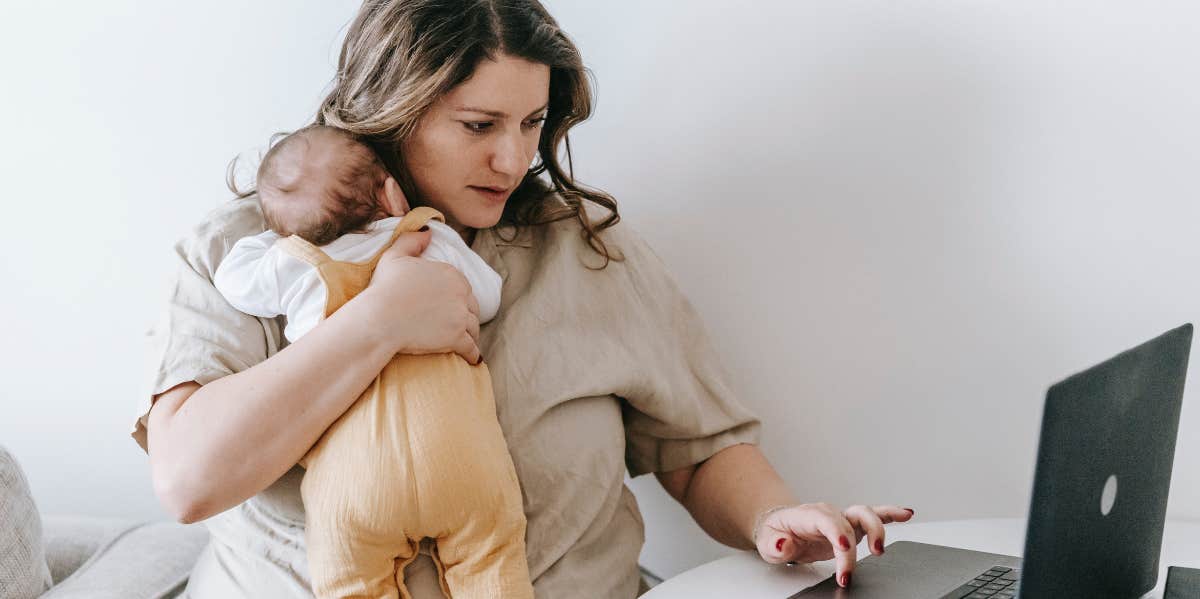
[604,223,762,477]
[132,198,285,453]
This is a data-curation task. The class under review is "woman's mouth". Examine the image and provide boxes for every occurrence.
[469,185,509,203]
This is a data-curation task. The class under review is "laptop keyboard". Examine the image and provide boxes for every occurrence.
[936,566,1021,599]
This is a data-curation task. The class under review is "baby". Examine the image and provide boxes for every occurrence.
[214,125,533,599]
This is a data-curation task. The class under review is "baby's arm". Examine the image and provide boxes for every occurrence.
[212,232,289,318]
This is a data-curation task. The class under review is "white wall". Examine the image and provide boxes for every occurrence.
[0,0,362,517]
[548,1,1200,578]
[2,0,1197,583]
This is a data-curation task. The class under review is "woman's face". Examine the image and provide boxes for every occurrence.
[401,53,551,236]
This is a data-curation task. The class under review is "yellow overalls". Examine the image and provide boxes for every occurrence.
[284,207,533,599]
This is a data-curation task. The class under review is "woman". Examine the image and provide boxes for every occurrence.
[134,1,913,596]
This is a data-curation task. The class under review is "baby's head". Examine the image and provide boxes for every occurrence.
[256,125,408,245]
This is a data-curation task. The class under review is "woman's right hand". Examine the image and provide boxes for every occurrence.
[360,228,482,364]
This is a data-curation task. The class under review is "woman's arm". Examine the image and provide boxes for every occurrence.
[656,443,913,588]
[150,290,401,523]
[148,232,482,523]
[655,443,797,550]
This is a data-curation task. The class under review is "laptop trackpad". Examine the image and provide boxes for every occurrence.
[789,541,1023,599]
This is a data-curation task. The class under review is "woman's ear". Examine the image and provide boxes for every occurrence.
[380,176,410,216]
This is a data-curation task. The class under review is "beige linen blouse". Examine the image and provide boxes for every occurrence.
[132,197,761,598]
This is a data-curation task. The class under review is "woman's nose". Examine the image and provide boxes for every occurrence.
[488,131,528,178]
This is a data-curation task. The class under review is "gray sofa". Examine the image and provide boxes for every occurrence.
[1,446,207,599]
[36,515,207,598]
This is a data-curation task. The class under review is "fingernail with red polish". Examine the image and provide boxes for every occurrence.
[838,535,851,550]
[904,508,915,516]
[839,572,851,587]
[776,538,785,552]
[874,539,884,553]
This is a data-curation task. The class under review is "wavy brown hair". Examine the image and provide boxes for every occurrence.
[233,0,621,265]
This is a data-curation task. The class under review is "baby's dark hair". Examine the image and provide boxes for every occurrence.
[228,124,389,245]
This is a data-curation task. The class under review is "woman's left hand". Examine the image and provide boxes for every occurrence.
[753,503,915,588]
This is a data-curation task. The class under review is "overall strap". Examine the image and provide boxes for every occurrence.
[275,235,334,267]
[366,206,446,268]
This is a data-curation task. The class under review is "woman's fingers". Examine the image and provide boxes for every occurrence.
[757,504,857,586]
[464,288,481,348]
[457,331,482,366]
[811,510,859,588]
[756,503,915,589]
[383,228,433,258]
[868,505,916,525]
[756,521,794,565]
[464,306,481,364]
[760,537,788,564]
[442,265,481,362]
[465,287,480,319]
[756,507,809,565]
[362,233,489,360]
[466,310,480,344]
[844,505,887,556]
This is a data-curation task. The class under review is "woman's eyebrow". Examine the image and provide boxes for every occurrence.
[454,103,549,118]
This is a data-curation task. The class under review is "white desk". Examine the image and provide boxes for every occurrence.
[643,518,1200,598]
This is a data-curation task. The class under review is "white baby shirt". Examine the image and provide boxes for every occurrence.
[213,216,502,343]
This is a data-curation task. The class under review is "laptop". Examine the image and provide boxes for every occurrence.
[792,323,1193,599]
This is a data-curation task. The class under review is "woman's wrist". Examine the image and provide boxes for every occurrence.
[339,288,410,357]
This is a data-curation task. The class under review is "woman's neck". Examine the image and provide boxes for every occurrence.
[447,220,477,246]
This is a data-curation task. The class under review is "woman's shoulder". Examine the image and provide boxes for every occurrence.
[189,197,268,244]
[520,198,695,321]
[525,194,629,246]
[174,197,269,278]
[519,196,665,276]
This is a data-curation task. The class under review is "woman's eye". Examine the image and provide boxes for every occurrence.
[461,117,545,135]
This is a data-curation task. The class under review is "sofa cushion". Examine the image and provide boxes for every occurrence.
[40,521,208,599]
[0,445,53,599]
[40,515,142,586]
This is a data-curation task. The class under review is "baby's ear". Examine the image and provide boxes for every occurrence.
[381,176,410,216]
